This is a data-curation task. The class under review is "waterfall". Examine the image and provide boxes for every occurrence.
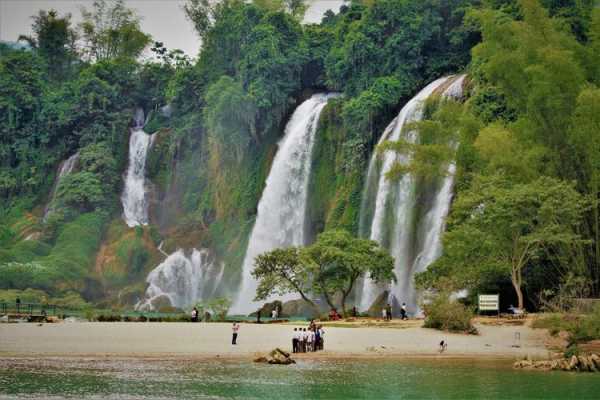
[359,75,466,312]
[43,151,80,221]
[230,94,335,315]
[122,109,154,227]
[136,248,218,310]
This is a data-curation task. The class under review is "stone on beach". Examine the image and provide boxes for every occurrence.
[254,348,296,365]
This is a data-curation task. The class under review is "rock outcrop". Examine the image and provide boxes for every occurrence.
[254,348,296,365]
[514,354,600,372]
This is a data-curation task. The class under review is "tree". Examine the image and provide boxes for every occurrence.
[252,247,320,314]
[79,0,151,61]
[305,230,395,315]
[18,9,78,79]
[419,176,587,310]
[252,230,394,316]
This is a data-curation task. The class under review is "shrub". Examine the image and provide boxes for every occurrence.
[571,304,600,343]
[423,293,476,334]
[531,314,578,336]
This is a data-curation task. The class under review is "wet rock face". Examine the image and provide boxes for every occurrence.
[514,354,600,372]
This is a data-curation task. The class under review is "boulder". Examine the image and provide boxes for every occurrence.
[150,295,172,311]
[249,301,283,318]
[281,299,321,318]
[253,348,296,365]
[366,291,390,318]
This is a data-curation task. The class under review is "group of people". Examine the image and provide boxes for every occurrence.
[381,302,409,321]
[292,322,325,353]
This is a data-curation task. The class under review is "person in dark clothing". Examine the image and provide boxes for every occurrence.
[191,307,199,322]
[292,328,299,353]
[400,302,408,320]
[352,306,358,317]
[386,304,392,321]
[256,309,261,324]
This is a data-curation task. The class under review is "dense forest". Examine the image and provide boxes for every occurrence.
[0,0,598,313]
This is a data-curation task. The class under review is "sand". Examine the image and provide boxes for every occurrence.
[0,319,551,359]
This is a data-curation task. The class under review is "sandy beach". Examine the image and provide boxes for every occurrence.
[0,319,551,359]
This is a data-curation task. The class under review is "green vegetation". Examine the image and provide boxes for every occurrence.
[533,305,600,353]
[401,0,600,311]
[253,230,395,315]
[1,0,598,313]
[423,292,476,334]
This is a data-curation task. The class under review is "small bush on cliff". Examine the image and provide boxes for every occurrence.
[423,293,476,334]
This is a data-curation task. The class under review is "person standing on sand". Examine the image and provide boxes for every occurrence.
[232,322,239,345]
[292,328,299,353]
[382,307,387,320]
[256,309,261,324]
[191,307,198,322]
[318,326,325,350]
[302,328,308,352]
[386,303,393,321]
[400,303,408,320]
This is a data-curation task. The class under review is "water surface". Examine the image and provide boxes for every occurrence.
[0,358,598,399]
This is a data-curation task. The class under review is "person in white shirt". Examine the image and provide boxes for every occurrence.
[231,322,239,345]
[271,308,278,319]
[309,329,316,352]
[298,328,305,353]
[319,326,325,350]
[382,307,387,320]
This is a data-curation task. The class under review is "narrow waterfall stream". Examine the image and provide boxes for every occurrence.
[359,75,466,313]
[230,94,335,315]
[43,151,80,222]
[121,109,154,227]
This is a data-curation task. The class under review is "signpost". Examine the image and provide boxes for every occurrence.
[478,294,500,316]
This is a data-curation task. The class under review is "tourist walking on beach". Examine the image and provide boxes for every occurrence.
[232,322,239,345]
[271,308,278,320]
[386,303,393,321]
[382,307,387,320]
[191,307,199,322]
[400,303,408,320]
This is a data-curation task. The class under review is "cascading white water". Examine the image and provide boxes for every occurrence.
[122,109,154,227]
[230,94,335,315]
[136,248,217,310]
[359,75,466,312]
[43,151,80,221]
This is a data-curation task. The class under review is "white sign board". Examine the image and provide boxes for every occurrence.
[478,294,499,311]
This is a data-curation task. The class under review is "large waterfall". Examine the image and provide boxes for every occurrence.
[136,248,224,310]
[359,75,466,312]
[230,94,335,315]
[43,151,80,221]
[122,109,154,227]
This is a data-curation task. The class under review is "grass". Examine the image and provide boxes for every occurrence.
[532,306,600,348]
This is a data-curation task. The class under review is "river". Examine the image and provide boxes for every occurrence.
[0,357,598,399]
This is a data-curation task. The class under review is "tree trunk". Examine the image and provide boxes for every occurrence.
[511,269,524,310]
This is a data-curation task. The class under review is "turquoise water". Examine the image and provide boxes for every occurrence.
[1,358,599,399]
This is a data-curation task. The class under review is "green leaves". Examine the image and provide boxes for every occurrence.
[252,229,394,314]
